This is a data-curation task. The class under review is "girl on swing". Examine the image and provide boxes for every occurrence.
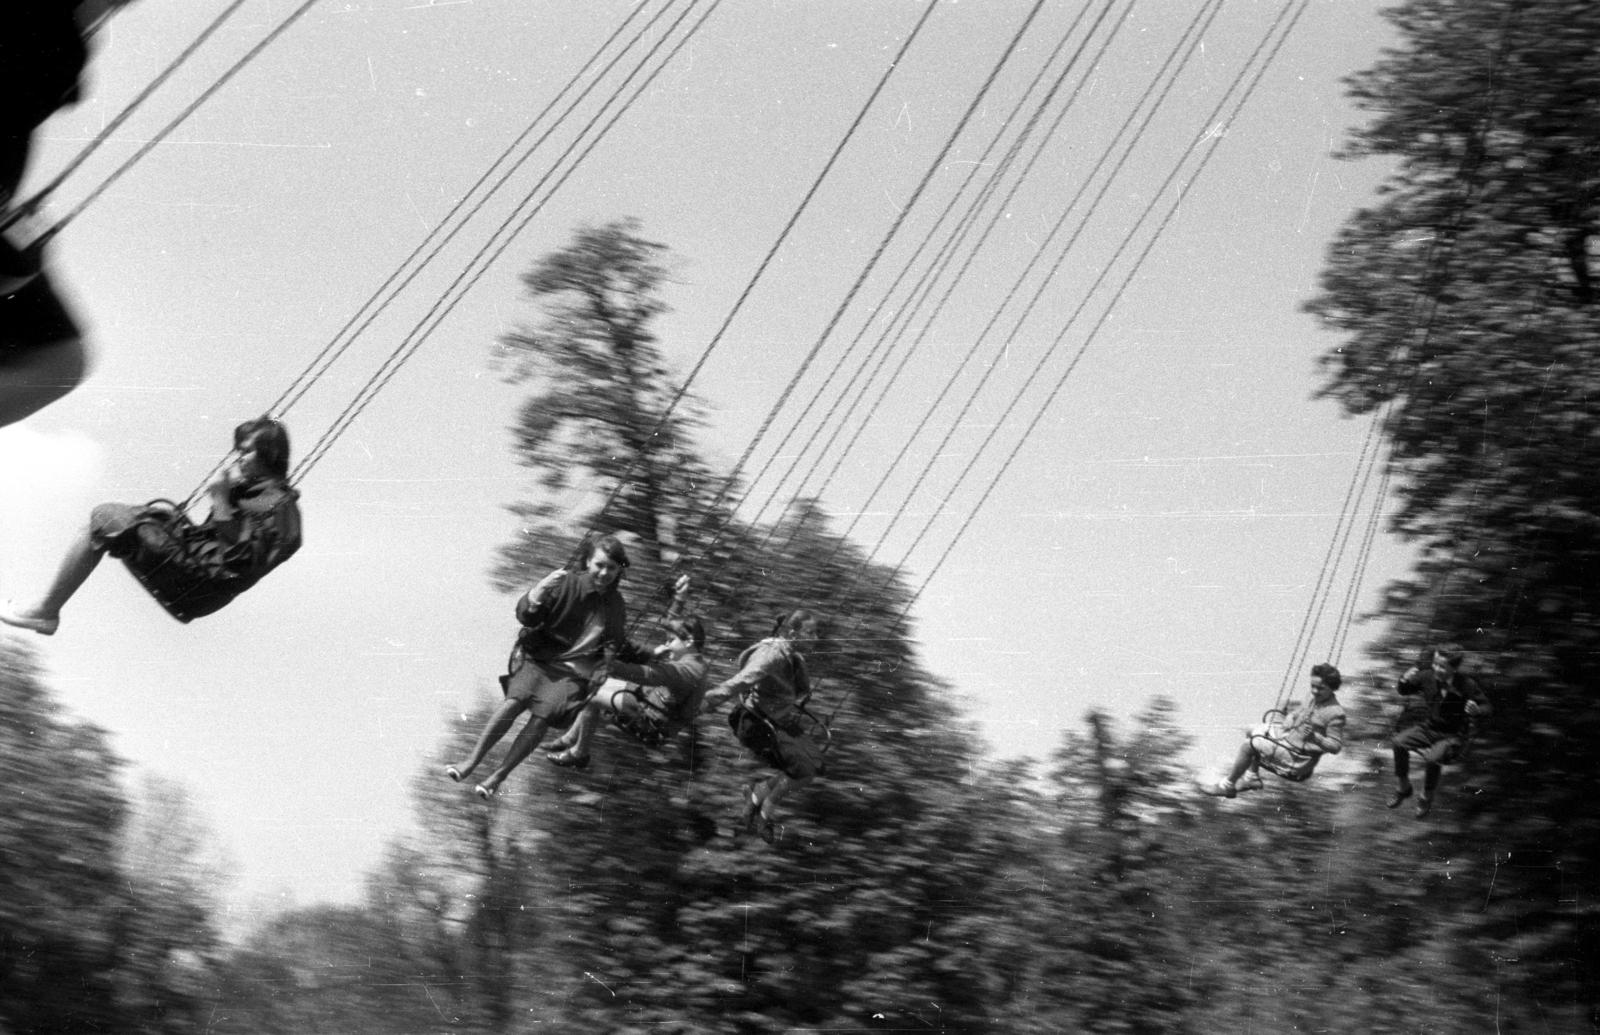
[1201,662,1346,798]
[445,534,655,799]
[2,416,302,634]
[701,609,825,843]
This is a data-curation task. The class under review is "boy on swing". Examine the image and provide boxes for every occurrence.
[1387,643,1490,818]
[1202,663,1346,798]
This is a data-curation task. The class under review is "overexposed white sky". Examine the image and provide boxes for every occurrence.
[1,0,1402,911]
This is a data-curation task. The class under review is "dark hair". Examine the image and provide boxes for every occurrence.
[673,615,706,652]
[1432,644,1465,669]
[1310,662,1341,690]
[586,533,631,570]
[772,608,817,640]
[235,416,291,480]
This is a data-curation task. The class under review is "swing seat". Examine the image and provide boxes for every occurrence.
[610,685,672,746]
[116,500,249,623]
[729,698,828,779]
[1251,709,1319,783]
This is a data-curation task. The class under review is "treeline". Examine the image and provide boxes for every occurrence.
[0,641,224,1035]
[2,610,1569,1034]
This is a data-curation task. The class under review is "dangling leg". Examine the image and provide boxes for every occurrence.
[755,773,812,843]
[547,698,605,766]
[476,715,551,797]
[1416,762,1443,817]
[2,524,104,635]
[1201,736,1258,797]
[449,699,529,783]
[1387,746,1414,808]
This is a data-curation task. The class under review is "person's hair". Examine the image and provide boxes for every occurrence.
[1432,643,1465,669]
[586,533,631,570]
[772,608,817,640]
[235,416,291,479]
[1310,662,1341,690]
[673,615,706,652]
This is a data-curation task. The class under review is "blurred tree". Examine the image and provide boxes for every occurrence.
[114,774,229,1035]
[1002,702,1198,1034]
[494,218,715,580]
[1306,1,1600,1024]
[0,640,128,1034]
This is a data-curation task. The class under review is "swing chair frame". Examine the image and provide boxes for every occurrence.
[119,499,250,623]
[729,693,831,777]
[1250,708,1321,784]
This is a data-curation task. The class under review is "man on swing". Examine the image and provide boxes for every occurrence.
[1202,663,1346,798]
[1387,643,1490,817]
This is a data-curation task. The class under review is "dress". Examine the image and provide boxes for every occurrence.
[1393,668,1488,765]
[501,569,647,731]
[98,479,303,622]
[715,637,823,779]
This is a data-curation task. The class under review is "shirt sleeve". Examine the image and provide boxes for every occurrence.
[516,570,566,626]
[716,643,779,698]
[1316,710,1346,754]
[610,657,699,697]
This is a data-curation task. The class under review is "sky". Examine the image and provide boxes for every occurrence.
[1,0,1405,917]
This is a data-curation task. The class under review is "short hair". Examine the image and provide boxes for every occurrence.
[1432,644,1465,669]
[1310,662,1341,690]
[772,608,817,640]
[672,615,706,652]
[587,533,631,570]
[235,416,291,479]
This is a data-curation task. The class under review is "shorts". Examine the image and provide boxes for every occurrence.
[730,702,824,780]
[501,656,591,731]
[92,502,179,556]
[1247,723,1316,780]
[1393,724,1462,766]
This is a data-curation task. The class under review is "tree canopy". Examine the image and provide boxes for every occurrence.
[1306,0,1600,1022]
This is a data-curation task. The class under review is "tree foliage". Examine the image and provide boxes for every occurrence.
[494,218,712,577]
[1305,0,1600,1027]
[0,641,226,1035]
[185,194,1600,1031]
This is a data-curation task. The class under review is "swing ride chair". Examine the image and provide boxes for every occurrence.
[609,685,673,747]
[731,692,833,776]
[120,499,256,624]
[1251,708,1318,784]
